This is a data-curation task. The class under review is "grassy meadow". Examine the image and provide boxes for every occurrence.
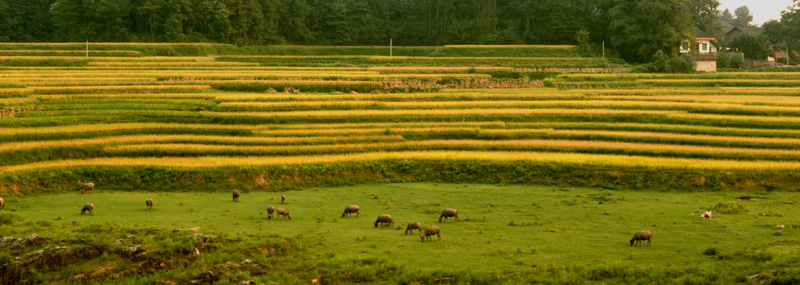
[3,183,800,283]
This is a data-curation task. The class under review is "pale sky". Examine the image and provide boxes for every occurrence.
[719,0,795,25]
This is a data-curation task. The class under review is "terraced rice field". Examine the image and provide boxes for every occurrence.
[3,48,800,178]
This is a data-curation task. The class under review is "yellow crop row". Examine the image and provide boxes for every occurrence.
[367,66,513,72]
[203,109,685,118]
[578,87,800,96]
[481,129,800,146]
[87,62,261,67]
[214,92,585,102]
[0,134,405,152]
[0,50,141,56]
[31,85,212,93]
[0,97,37,106]
[0,56,214,62]
[0,121,506,136]
[4,151,800,174]
[593,95,800,106]
[101,139,800,160]
[217,100,800,113]
[253,127,480,136]
[0,88,33,95]
[34,93,220,100]
[506,122,800,138]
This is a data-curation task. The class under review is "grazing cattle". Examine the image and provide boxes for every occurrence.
[267,205,275,220]
[276,208,291,220]
[82,203,94,216]
[405,222,421,235]
[438,208,458,223]
[421,226,441,242]
[281,195,286,204]
[374,215,394,228]
[0,198,4,210]
[630,231,652,246]
[232,190,240,202]
[145,198,153,211]
[342,205,360,218]
[82,183,94,194]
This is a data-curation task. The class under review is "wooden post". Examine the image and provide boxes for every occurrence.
[390,38,393,57]
[86,40,89,61]
[602,41,605,59]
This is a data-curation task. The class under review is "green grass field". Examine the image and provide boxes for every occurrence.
[3,183,800,283]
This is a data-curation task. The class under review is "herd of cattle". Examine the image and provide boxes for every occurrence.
[0,183,654,245]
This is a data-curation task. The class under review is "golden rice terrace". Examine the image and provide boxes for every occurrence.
[1,43,799,193]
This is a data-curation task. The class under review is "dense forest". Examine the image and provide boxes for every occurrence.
[0,0,797,62]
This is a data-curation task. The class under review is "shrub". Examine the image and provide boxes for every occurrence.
[717,52,751,69]
[713,201,748,214]
[632,51,695,73]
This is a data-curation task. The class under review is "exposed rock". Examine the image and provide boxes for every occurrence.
[173,227,201,233]
[188,233,215,242]
[0,246,78,284]
[749,268,800,284]
[0,234,50,249]
[190,271,220,284]
[118,245,147,258]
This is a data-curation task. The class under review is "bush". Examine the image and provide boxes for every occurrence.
[717,52,750,69]
[631,51,696,73]
[713,201,748,214]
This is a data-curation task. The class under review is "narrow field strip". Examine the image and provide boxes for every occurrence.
[579,87,800,96]
[31,85,212,94]
[253,127,481,136]
[0,121,506,136]
[202,109,686,118]
[507,122,800,138]
[217,100,800,114]
[481,129,800,146]
[5,151,800,173]
[213,92,586,102]
[0,134,405,152]
[102,139,800,160]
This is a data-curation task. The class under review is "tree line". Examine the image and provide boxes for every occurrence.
[0,0,786,62]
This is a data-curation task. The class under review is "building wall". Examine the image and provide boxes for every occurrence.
[697,39,717,54]
[696,60,717,72]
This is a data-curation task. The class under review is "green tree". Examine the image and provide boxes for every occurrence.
[688,0,721,36]
[730,33,771,59]
[733,6,752,27]
[609,0,694,63]
[720,8,734,26]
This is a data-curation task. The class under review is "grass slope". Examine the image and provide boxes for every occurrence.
[3,183,800,283]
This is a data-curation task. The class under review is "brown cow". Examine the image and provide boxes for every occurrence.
[438,208,458,223]
[374,215,394,228]
[421,226,441,242]
[630,231,652,246]
[267,205,275,220]
[145,198,153,211]
[342,205,360,218]
[405,222,421,235]
[82,203,94,215]
[82,183,94,194]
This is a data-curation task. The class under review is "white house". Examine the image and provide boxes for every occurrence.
[680,28,718,72]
